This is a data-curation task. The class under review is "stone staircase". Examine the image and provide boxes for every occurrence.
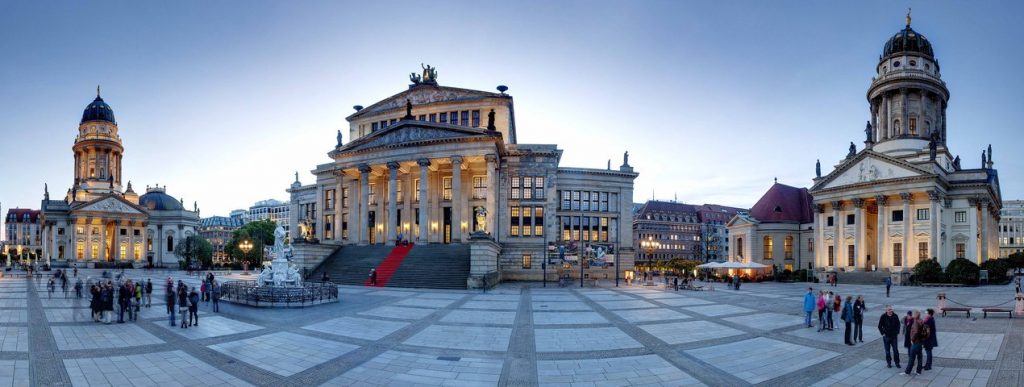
[309,244,471,290]
[836,270,891,285]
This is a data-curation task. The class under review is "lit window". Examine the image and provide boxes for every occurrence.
[472,176,487,199]
[442,177,452,201]
[763,236,773,260]
[522,254,531,269]
[916,208,929,221]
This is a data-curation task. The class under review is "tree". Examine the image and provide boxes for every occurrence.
[1007,252,1024,269]
[666,258,700,275]
[225,219,278,268]
[979,258,1010,284]
[912,258,944,284]
[174,235,214,270]
[945,258,980,285]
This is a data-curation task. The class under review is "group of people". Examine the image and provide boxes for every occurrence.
[87,277,153,324]
[802,288,866,345]
[165,272,221,329]
[879,306,938,376]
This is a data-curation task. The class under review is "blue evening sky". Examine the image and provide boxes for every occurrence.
[1,1,1022,232]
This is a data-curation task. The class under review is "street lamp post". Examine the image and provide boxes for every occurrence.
[641,236,660,285]
[239,239,253,274]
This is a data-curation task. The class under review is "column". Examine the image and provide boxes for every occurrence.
[485,154,498,237]
[901,192,911,268]
[386,161,399,245]
[315,184,325,239]
[815,204,825,268]
[900,88,909,136]
[99,220,107,262]
[41,225,50,265]
[980,199,990,262]
[853,198,865,270]
[967,198,978,261]
[831,201,840,268]
[875,195,888,269]
[450,155,463,243]
[417,158,430,243]
[358,164,371,245]
[928,191,940,262]
[882,94,890,139]
[335,172,344,242]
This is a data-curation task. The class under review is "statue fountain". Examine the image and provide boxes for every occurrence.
[255,224,303,287]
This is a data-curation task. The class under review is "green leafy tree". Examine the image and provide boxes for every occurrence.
[944,257,980,285]
[912,258,944,284]
[979,258,1010,284]
[225,219,278,268]
[174,235,214,270]
[1007,252,1024,269]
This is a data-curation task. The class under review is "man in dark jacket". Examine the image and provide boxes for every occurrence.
[877,305,902,368]
[923,308,938,370]
[188,287,200,327]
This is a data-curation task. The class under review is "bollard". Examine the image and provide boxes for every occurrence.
[937,292,946,310]
[1016,293,1024,316]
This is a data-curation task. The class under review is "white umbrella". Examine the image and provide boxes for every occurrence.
[718,261,746,269]
[697,262,722,269]
[745,262,769,269]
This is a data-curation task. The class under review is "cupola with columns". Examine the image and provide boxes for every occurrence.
[73,86,125,198]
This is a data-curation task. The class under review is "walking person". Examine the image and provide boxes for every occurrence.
[145,279,152,307]
[803,287,816,328]
[842,296,855,345]
[47,278,55,298]
[923,308,938,370]
[900,310,928,376]
[369,268,377,286]
[878,305,902,368]
[74,278,83,298]
[853,295,866,343]
[885,276,893,297]
[188,287,200,327]
[211,280,220,313]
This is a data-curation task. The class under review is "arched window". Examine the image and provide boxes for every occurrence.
[736,237,744,258]
[167,235,174,252]
[909,117,917,135]
[784,236,794,259]
[763,236,773,260]
[893,119,901,136]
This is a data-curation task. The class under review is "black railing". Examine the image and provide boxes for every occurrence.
[219,280,338,307]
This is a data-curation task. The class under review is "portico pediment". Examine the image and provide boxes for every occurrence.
[333,122,500,155]
[349,85,502,119]
[814,151,932,191]
[72,195,146,216]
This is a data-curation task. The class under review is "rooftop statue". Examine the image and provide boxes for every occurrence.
[421,63,437,83]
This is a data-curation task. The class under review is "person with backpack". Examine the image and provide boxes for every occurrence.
[841,296,855,345]
[816,291,828,332]
[900,310,928,376]
[923,308,938,370]
[133,282,142,321]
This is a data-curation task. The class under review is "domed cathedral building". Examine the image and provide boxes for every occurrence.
[289,66,638,288]
[810,13,1001,276]
[38,89,200,268]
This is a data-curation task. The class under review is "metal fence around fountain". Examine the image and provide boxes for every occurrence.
[220,280,339,307]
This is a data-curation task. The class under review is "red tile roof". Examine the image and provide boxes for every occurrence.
[749,183,814,224]
[5,208,40,223]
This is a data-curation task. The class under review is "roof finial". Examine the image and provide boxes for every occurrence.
[906,7,911,27]
[97,85,101,97]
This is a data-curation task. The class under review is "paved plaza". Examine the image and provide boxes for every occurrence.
[0,270,1021,386]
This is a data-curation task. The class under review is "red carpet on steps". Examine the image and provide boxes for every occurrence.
[366,244,414,287]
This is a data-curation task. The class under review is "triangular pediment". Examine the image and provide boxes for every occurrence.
[348,84,503,120]
[726,214,757,227]
[814,151,932,191]
[334,121,500,154]
[73,195,146,215]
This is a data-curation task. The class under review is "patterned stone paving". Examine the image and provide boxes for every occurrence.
[1,270,1020,386]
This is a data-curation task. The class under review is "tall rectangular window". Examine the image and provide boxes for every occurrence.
[572,191,580,211]
[522,207,533,236]
[847,245,855,266]
[534,177,545,199]
[450,111,459,125]
[955,211,966,223]
[342,188,349,208]
[846,214,855,225]
[510,177,521,199]
[414,179,420,202]
[522,254,531,269]
[396,182,403,203]
[325,189,335,210]
[91,245,99,260]
[599,216,608,242]
[763,236,773,259]
[472,176,486,199]
[916,208,929,221]
[808,238,814,252]
[955,243,965,259]
[471,110,480,127]
[581,191,590,211]
[439,112,448,124]
[599,192,607,211]
[442,177,452,201]
[827,245,834,266]
[918,241,928,260]
[418,114,426,121]
[784,236,793,259]
[535,207,545,237]
[133,244,141,260]
[827,216,834,226]
[368,183,377,205]
[460,111,469,126]
[893,243,903,266]
[120,244,127,259]
[371,122,378,132]
[510,207,520,236]
[428,113,436,122]
[77,242,84,260]
[324,215,334,240]
[561,191,571,210]
[891,210,904,222]
[522,177,533,199]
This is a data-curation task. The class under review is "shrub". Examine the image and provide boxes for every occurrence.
[1007,252,1024,269]
[945,258,980,285]
[912,258,944,284]
[979,258,1010,284]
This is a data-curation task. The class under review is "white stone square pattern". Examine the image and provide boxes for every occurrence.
[810,358,991,387]
[0,360,29,387]
[595,299,658,310]
[336,287,372,295]
[581,293,636,301]
[655,297,714,307]
[303,316,409,341]
[404,325,511,351]
[154,315,262,340]
[328,350,502,386]
[531,294,579,302]
[414,292,466,300]
[0,299,25,308]
[532,311,608,325]
[537,354,705,386]
[472,294,520,301]
[637,292,689,299]
[931,332,1003,360]
[683,304,755,316]
[685,337,839,384]
[724,312,805,330]
[638,320,744,345]
[393,297,456,308]
[365,290,418,297]
[441,310,517,325]
[44,308,97,323]
[461,300,519,310]
[0,310,26,323]
[0,327,28,352]
[63,350,252,386]
[359,305,436,320]
[534,327,642,352]
[51,325,162,350]
[613,308,691,323]
[784,323,881,343]
[532,301,591,311]
[209,331,358,376]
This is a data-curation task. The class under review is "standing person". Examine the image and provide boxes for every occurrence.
[165,278,174,315]
[47,278,55,298]
[102,282,114,324]
[167,286,177,327]
[177,286,189,329]
[841,296,855,345]
[369,268,377,286]
[902,311,914,353]
[61,275,69,297]
[885,276,893,297]
[133,282,142,321]
[200,280,208,303]
[901,310,927,376]
[853,295,866,343]
[211,280,220,313]
[825,291,835,330]
[145,279,153,307]
[74,278,83,298]
[878,305,902,368]
[832,294,842,330]
[923,308,938,370]
[803,287,816,328]
[89,284,100,322]
[188,287,200,327]
[73,266,78,278]
[833,273,839,287]
[817,291,828,332]
[117,281,129,323]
